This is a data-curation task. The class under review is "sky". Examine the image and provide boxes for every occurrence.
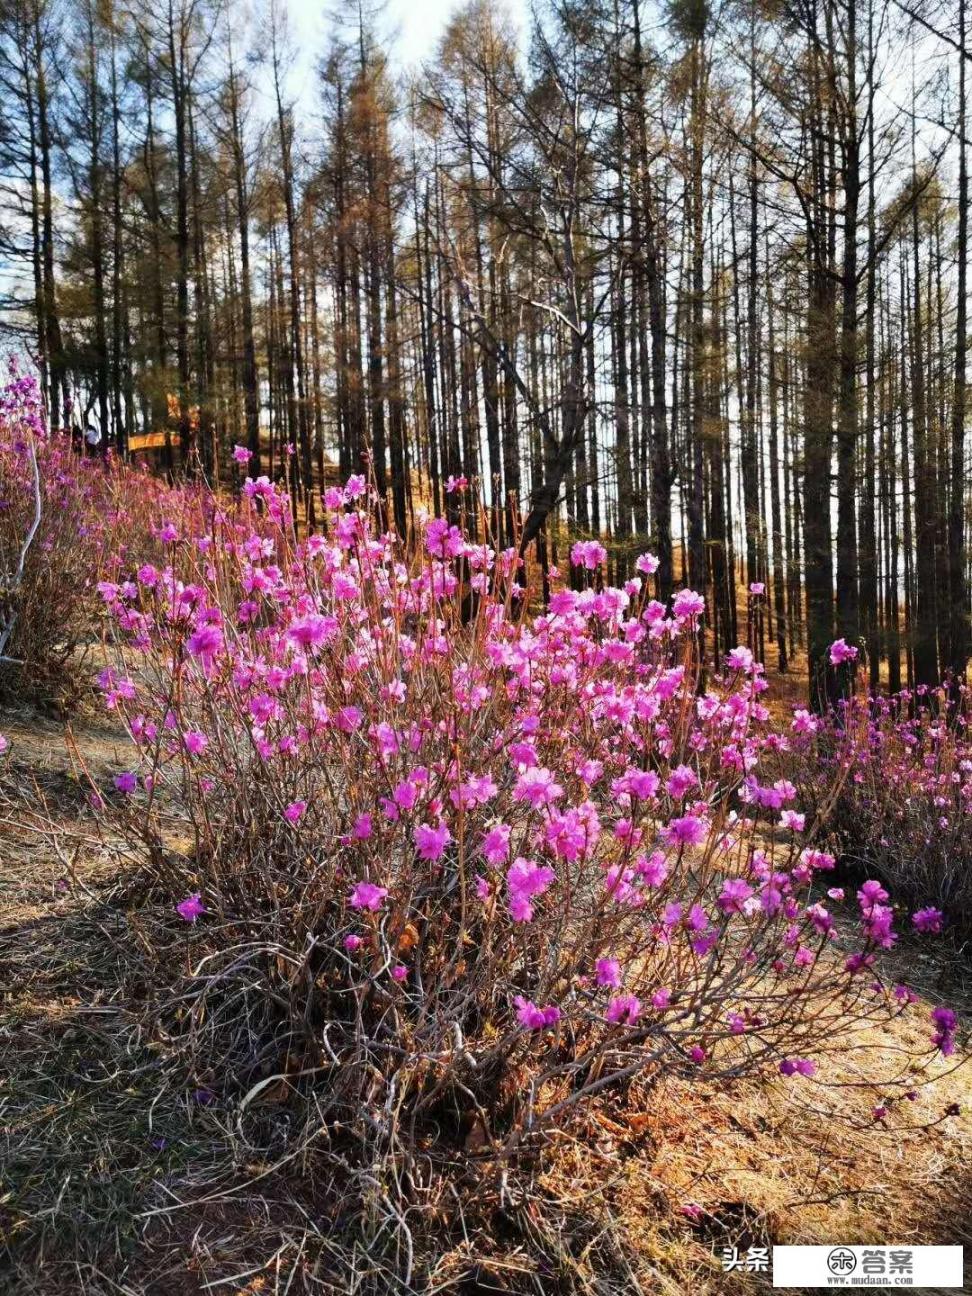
[285,0,528,97]
[289,0,467,68]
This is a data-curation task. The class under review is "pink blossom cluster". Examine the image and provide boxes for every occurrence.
[86,470,961,1141]
[792,683,972,933]
[1,369,208,704]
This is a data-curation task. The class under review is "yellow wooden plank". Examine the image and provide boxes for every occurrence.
[127,430,170,452]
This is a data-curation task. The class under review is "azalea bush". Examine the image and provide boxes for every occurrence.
[86,466,960,1274]
[0,368,204,707]
[795,684,972,934]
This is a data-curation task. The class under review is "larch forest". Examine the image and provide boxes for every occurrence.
[2,0,970,707]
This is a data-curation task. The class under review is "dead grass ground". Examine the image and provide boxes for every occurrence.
[1,707,970,1294]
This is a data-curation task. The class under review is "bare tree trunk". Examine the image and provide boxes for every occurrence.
[949,0,969,686]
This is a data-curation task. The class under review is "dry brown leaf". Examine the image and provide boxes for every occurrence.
[398,921,420,952]
[464,1116,490,1152]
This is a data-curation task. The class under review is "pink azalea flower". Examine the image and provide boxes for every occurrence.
[791,708,820,734]
[931,1006,958,1055]
[912,906,943,934]
[176,893,206,923]
[663,814,708,848]
[393,780,418,811]
[862,902,896,949]
[605,993,641,1025]
[548,589,577,616]
[857,880,889,910]
[845,952,876,975]
[829,638,859,666]
[186,623,223,661]
[666,764,698,799]
[350,881,388,911]
[283,800,307,823]
[481,822,511,865]
[595,958,622,988]
[803,848,836,871]
[672,588,705,620]
[662,902,682,928]
[288,613,336,652]
[513,766,564,809]
[779,1057,816,1077]
[570,539,607,570]
[725,646,754,672]
[414,821,452,861]
[636,850,668,887]
[507,856,555,922]
[514,996,560,1030]
[717,878,753,914]
[626,768,661,799]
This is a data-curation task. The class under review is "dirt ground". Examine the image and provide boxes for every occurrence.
[1,705,970,1294]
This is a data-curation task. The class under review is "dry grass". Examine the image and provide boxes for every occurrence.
[1,707,970,1294]
[501,913,972,1296]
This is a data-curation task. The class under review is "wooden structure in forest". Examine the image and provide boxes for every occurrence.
[127,430,170,454]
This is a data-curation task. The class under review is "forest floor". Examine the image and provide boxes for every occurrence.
[1,702,972,1294]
